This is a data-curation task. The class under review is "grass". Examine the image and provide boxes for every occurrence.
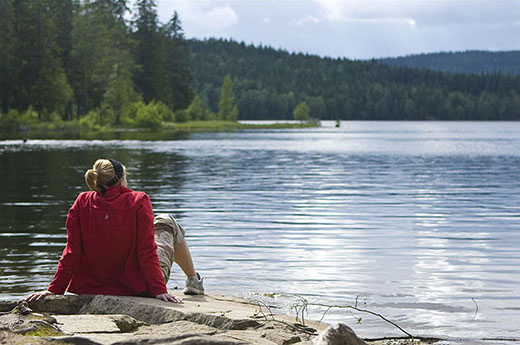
[0,120,320,140]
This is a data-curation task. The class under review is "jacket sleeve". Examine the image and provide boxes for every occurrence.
[136,193,168,296]
[48,195,83,294]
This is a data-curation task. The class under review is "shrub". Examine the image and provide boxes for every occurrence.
[293,102,310,122]
[155,101,175,122]
[79,109,104,130]
[136,102,163,130]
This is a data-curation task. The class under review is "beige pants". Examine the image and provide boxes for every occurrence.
[154,214,186,284]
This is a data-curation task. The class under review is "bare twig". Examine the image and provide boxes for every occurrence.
[254,300,275,321]
[309,302,413,338]
[270,294,414,339]
[318,306,332,325]
[253,293,414,339]
[251,298,317,335]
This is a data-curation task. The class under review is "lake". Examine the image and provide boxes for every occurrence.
[1,121,519,343]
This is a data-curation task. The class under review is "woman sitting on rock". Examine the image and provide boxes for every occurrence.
[27,158,204,302]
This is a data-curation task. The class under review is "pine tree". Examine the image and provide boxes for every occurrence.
[134,0,168,103]
[218,75,238,121]
[161,11,193,110]
[49,0,76,119]
[0,0,14,114]
[71,0,136,118]
[10,0,72,118]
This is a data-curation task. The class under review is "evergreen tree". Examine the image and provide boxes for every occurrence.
[161,11,193,109]
[71,0,136,117]
[134,0,168,103]
[10,0,73,118]
[189,38,520,121]
[186,95,210,121]
[218,75,238,121]
[293,102,310,122]
[0,0,14,114]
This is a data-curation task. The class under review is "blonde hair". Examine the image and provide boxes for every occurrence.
[84,159,126,193]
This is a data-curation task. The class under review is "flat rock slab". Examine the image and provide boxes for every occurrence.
[55,314,142,334]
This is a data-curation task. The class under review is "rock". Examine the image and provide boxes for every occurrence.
[135,320,217,337]
[0,305,61,336]
[110,315,144,333]
[185,312,261,330]
[11,301,32,315]
[1,294,344,345]
[50,336,104,345]
[263,328,301,345]
[0,301,18,313]
[29,295,95,314]
[111,333,247,345]
[80,295,185,325]
[313,324,367,345]
[54,314,143,335]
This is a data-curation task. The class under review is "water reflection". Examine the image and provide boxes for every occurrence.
[1,122,520,341]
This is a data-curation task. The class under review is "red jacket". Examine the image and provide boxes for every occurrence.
[48,186,167,297]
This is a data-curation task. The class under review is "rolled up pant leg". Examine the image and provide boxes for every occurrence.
[154,214,186,284]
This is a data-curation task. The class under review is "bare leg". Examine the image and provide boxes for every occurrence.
[174,239,197,278]
[155,214,204,294]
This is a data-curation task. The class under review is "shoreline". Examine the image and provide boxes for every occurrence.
[0,293,442,345]
[0,120,320,140]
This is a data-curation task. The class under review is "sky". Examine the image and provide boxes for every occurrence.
[145,0,520,60]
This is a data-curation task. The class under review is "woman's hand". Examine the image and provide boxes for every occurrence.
[155,293,183,303]
[25,290,55,302]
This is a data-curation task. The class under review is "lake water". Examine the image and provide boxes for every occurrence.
[1,121,519,343]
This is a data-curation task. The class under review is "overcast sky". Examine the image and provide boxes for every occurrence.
[146,0,520,59]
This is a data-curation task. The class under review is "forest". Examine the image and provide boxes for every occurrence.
[0,0,200,131]
[377,50,520,75]
[1,0,520,131]
[190,39,520,121]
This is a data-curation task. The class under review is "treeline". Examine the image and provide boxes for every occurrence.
[0,0,197,130]
[378,50,520,75]
[190,39,520,120]
[2,1,520,125]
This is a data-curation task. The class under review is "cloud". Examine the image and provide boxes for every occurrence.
[290,16,320,27]
[312,0,520,27]
[156,0,238,35]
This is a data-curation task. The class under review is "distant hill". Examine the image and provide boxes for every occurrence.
[189,39,520,121]
[377,51,520,75]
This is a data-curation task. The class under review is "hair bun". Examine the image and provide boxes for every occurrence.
[85,169,98,191]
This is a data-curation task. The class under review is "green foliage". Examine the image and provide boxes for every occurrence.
[186,95,212,121]
[161,11,193,109]
[2,0,193,132]
[293,102,310,122]
[4,0,520,129]
[190,38,520,121]
[174,109,190,123]
[378,50,520,75]
[79,108,104,130]
[135,101,165,130]
[0,108,41,131]
[218,75,238,121]
[155,101,175,122]
[71,0,137,115]
[0,0,14,114]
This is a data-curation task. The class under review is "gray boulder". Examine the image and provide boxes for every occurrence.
[313,323,367,345]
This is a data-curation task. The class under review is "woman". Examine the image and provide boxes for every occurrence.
[27,158,203,302]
